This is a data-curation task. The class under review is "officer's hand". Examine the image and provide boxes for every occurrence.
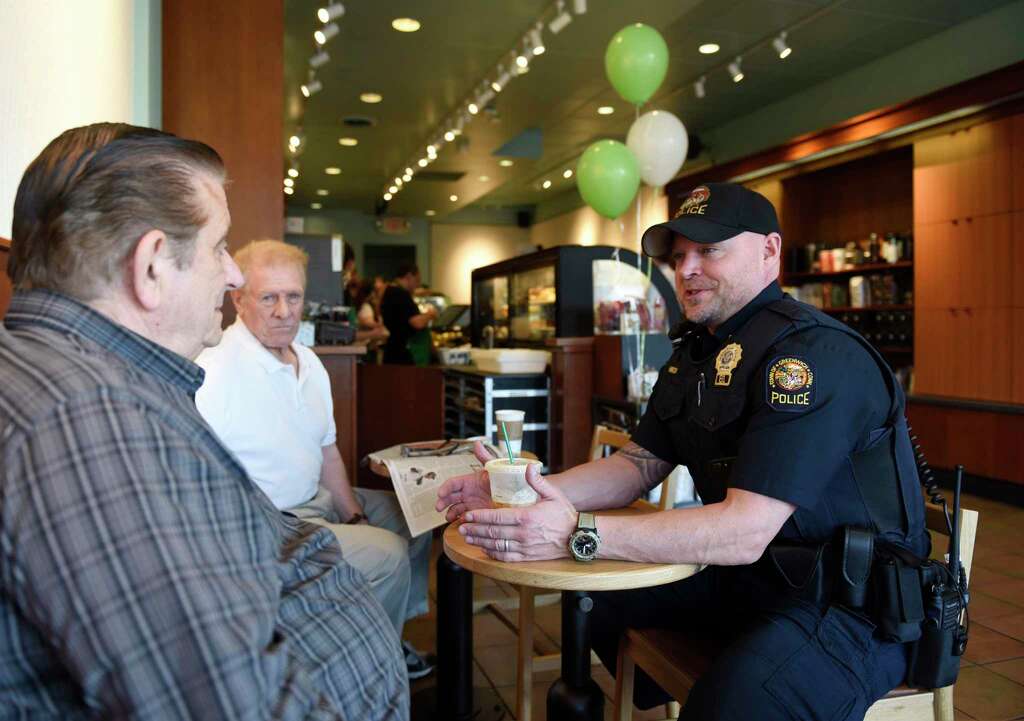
[435,442,498,520]
[457,463,577,562]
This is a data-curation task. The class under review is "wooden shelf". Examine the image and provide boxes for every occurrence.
[784,261,913,282]
[820,305,913,313]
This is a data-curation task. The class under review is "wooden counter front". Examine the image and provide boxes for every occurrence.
[313,344,366,475]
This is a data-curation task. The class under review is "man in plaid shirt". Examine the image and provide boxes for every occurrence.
[0,123,408,719]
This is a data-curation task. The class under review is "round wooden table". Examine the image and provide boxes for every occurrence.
[438,505,701,721]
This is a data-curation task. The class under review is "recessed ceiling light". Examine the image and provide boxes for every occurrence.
[283,178,295,187]
[284,187,294,195]
[324,167,341,175]
[449,194,458,202]
[499,159,514,167]
[287,168,299,178]
[388,185,398,194]
[418,158,428,167]
[597,106,614,115]
[425,210,436,216]
[478,175,490,182]
[402,173,412,182]
[468,102,479,115]
[311,202,322,209]
[383,192,392,201]
[317,3,344,24]
[542,180,552,189]
[316,189,329,196]
[563,169,573,179]
[391,17,420,32]
[444,130,455,142]
[360,92,382,104]
[338,137,358,146]
[698,42,720,55]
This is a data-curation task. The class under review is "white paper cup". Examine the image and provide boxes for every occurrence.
[495,409,525,456]
[486,457,540,508]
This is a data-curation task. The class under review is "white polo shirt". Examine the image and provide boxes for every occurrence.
[195,320,336,510]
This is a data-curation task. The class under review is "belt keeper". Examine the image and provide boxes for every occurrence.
[836,526,874,610]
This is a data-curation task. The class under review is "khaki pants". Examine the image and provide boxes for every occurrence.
[290,486,431,635]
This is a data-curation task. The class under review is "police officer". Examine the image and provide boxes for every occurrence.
[436,182,929,720]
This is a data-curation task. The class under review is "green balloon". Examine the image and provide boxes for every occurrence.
[605,23,669,105]
[576,140,640,220]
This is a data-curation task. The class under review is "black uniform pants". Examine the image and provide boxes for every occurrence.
[590,565,908,721]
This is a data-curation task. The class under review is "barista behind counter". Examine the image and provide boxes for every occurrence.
[381,264,437,365]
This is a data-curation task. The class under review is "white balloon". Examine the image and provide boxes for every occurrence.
[626,109,688,187]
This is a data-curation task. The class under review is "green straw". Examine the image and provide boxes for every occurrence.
[500,421,515,464]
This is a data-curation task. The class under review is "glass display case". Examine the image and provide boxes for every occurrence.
[470,246,680,347]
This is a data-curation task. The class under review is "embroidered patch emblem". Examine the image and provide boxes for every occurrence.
[713,342,743,387]
[674,185,711,218]
[766,356,815,412]
[666,365,678,375]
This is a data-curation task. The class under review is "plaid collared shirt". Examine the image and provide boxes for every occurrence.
[0,290,408,720]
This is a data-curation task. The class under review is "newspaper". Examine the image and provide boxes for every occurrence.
[368,441,499,538]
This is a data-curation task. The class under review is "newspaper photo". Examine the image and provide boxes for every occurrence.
[368,440,500,538]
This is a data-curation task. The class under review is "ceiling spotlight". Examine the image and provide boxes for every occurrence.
[405,167,414,175]
[383,192,392,201]
[360,92,382,104]
[597,105,614,115]
[773,31,792,59]
[309,49,330,69]
[391,17,420,32]
[314,22,339,45]
[499,159,514,167]
[515,53,529,69]
[425,210,436,216]
[548,0,572,34]
[316,189,329,196]
[530,24,545,55]
[694,75,706,99]
[388,185,397,194]
[402,172,412,182]
[418,158,428,167]
[317,3,345,23]
[283,178,295,187]
[729,57,744,83]
[491,65,511,93]
[444,130,455,142]
[325,167,341,175]
[563,169,573,179]
[572,0,587,13]
[542,179,552,189]
[300,79,323,98]
[478,175,490,182]
[288,134,302,148]
[284,186,294,195]
[338,137,358,146]
[395,178,403,187]
[311,202,322,209]
[468,102,479,115]
[288,167,299,178]
[698,42,720,55]
[449,194,459,202]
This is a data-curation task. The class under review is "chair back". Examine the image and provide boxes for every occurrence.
[590,424,631,461]
[924,502,979,585]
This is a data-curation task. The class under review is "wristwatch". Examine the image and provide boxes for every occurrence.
[568,512,601,562]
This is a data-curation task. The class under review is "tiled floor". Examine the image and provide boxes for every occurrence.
[406,492,1024,720]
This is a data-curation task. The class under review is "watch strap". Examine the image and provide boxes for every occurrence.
[578,512,596,531]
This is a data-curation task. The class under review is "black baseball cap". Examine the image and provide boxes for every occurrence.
[641,182,780,259]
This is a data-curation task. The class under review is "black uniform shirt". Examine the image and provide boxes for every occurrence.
[633,281,894,529]
[380,284,419,364]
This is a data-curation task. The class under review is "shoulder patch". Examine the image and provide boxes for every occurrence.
[765,356,815,412]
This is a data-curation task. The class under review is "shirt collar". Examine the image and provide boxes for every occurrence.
[226,319,302,377]
[4,289,206,394]
[712,280,784,341]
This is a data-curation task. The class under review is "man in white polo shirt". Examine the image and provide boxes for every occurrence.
[195,239,433,679]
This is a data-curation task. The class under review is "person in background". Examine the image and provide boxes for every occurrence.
[437,183,928,721]
[355,277,384,331]
[195,240,434,679]
[0,123,407,719]
[380,264,436,365]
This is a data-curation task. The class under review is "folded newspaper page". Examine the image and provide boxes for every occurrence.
[368,440,500,538]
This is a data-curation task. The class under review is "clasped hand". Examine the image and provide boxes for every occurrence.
[434,441,578,561]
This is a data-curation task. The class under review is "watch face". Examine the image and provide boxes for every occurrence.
[572,532,598,558]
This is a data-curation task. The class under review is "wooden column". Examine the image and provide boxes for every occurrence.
[546,337,595,473]
[162,1,283,255]
[0,238,11,318]
[315,345,367,478]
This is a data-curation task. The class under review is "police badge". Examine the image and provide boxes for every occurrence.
[714,342,743,386]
